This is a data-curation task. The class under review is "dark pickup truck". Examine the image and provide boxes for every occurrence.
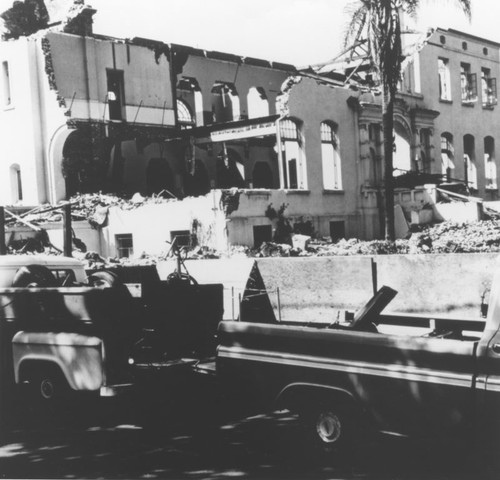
[216,272,500,455]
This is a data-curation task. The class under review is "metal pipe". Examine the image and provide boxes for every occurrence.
[0,207,6,255]
[277,287,282,322]
[63,203,72,257]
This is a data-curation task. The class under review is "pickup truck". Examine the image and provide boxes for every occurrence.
[216,270,500,456]
[0,255,139,411]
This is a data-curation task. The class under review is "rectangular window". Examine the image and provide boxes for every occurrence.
[170,230,192,247]
[2,61,12,107]
[438,58,451,101]
[485,156,497,190]
[253,225,272,248]
[460,63,477,103]
[106,69,125,120]
[321,143,342,190]
[481,68,497,108]
[115,234,133,258]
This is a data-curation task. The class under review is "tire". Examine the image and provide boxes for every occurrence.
[12,265,57,287]
[30,367,69,404]
[300,403,357,458]
[87,270,121,288]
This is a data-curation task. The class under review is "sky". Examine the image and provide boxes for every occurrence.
[0,0,499,66]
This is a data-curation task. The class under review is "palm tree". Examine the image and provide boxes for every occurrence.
[344,0,471,240]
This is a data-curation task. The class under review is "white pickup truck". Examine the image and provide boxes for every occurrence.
[0,255,137,407]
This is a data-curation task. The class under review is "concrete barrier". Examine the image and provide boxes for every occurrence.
[256,256,374,322]
[376,253,498,317]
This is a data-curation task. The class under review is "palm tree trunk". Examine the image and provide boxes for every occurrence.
[382,87,395,240]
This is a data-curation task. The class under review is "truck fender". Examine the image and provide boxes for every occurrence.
[275,382,359,413]
[13,331,104,391]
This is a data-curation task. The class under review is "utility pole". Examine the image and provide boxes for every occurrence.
[0,207,5,255]
[63,203,72,257]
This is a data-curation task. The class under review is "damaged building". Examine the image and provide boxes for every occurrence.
[1,4,500,254]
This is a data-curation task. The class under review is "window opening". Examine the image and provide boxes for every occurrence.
[170,230,192,247]
[247,87,269,118]
[177,99,195,126]
[211,82,240,123]
[9,164,22,203]
[460,63,477,103]
[321,122,342,189]
[2,61,11,107]
[115,234,133,258]
[438,58,451,101]
[279,119,307,189]
[485,136,497,190]
[441,133,455,181]
[481,68,497,108]
[107,69,125,120]
[253,225,272,248]
[463,134,477,189]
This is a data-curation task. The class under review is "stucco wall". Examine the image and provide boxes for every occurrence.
[418,30,500,196]
[0,38,48,205]
[46,33,175,125]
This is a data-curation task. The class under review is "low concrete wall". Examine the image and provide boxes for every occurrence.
[256,256,374,322]
[376,253,497,317]
[255,253,498,322]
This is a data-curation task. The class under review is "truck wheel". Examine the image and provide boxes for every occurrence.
[29,367,69,405]
[300,404,355,457]
[87,270,121,288]
[12,265,57,287]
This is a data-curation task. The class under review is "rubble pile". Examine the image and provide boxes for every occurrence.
[409,221,500,254]
[252,221,500,257]
[6,193,176,229]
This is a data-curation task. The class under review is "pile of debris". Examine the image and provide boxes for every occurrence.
[408,221,500,254]
[250,220,500,257]
[5,193,176,230]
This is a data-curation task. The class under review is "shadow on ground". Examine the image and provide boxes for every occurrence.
[0,380,493,480]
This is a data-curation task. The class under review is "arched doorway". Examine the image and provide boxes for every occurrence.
[216,148,245,188]
[147,158,175,196]
[184,159,210,197]
[252,161,273,188]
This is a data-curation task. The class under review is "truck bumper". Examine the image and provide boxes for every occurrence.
[100,383,133,397]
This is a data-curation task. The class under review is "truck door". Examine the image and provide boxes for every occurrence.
[476,325,500,449]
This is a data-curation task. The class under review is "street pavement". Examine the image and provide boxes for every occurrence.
[0,381,491,480]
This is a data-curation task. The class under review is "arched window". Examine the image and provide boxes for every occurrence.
[177,77,202,126]
[463,134,477,189]
[485,136,497,190]
[320,122,342,190]
[211,82,240,123]
[177,99,194,127]
[279,118,307,189]
[9,164,22,203]
[247,87,269,118]
[441,132,455,181]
